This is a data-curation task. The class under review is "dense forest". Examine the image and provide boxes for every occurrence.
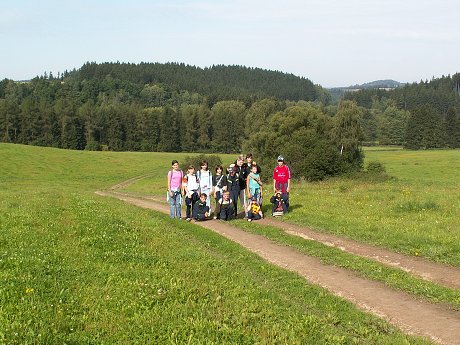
[1,61,459,178]
[344,74,460,149]
[0,62,362,180]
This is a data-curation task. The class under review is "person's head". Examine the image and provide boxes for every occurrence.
[187,165,195,174]
[228,163,236,174]
[222,191,230,200]
[200,193,207,202]
[172,160,180,170]
[277,155,285,166]
[251,164,258,173]
[275,189,282,197]
[236,157,244,166]
[215,165,223,175]
[246,153,253,164]
[200,160,208,171]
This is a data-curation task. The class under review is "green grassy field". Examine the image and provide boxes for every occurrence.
[0,143,430,344]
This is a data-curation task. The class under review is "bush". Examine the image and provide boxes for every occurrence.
[182,154,223,171]
[366,161,386,174]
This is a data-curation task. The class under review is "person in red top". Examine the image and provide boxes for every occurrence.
[273,155,291,208]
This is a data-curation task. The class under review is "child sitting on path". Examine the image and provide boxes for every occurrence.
[192,194,210,221]
[214,190,235,221]
[247,197,263,222]
[270,189,288,217]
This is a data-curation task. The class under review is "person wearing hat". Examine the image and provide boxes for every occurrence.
[273,155,291,208]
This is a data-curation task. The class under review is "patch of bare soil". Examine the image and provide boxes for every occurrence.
[261,217,460,291]
[95,180,460,345]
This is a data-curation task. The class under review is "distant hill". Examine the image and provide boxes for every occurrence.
[327,79,405,103]
[68,62,321,104]
[348,79,405,89]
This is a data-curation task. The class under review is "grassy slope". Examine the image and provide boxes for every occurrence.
[284,148,460,267]
[0,144,426,344]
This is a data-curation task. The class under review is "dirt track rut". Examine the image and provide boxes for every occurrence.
[96,187,460,345]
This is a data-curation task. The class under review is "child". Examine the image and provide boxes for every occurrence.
[198,160,213,213]
[184,165,200,221]
[273,155,291,207]
[226,164,240,217]
[214,190,235,221]
[213,165,227,210]
[192,193,210,221]
[247,197,263,222]
[270,189,288,217]
[246,164,263,205]
[167,160,184,219]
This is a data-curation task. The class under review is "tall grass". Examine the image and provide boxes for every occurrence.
[0,144,427,344]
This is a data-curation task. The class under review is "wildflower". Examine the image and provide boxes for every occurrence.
[25,287,34,294]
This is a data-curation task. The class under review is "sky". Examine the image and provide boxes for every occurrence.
[1,0,459,87]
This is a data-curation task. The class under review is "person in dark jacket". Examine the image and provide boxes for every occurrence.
[214,191,235,221]
[226,164,240,217]
[270,189,288,216]
[192,194,210,221]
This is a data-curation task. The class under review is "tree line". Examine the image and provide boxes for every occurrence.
[344,74,460,149]
[0,62,362,180]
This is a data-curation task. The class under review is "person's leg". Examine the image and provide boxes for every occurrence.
[185,196,192,219]
[169,193,175,218]
[215,191,221,211]
[175,193,182,219]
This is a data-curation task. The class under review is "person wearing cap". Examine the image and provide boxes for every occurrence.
[270,189,288,216]
[273,155,291,207]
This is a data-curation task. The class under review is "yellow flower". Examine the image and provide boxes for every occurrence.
[25,287,34,294]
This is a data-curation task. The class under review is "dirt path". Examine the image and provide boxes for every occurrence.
[141,194,460,291]
[96,189,460,345]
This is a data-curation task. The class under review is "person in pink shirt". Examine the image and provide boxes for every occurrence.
[167,160,184,219]
[273,155,291,208]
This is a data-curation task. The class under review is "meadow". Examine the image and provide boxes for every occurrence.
[0,143,451,344]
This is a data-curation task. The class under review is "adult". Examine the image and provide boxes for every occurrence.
[197,160,213,213]
[273,155,291,206]
[234,156,248,214]
[167,160,184,219]
[245,153,261,174]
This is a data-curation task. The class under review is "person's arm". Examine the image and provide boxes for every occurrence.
[246,176,251,198]
[167,171,173,197]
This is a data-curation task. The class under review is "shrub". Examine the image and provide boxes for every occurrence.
[366,161,386,174]
[182,154,222,171]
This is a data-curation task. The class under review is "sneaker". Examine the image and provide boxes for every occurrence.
[247,219,252,222]
[186,218,191,222]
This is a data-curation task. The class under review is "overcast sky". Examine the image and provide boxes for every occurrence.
[1,0,459,87]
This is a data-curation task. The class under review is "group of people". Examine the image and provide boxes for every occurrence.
[167,154,291,221]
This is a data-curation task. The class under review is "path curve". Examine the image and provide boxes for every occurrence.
[96,188,460,345]
[105,176,460,291]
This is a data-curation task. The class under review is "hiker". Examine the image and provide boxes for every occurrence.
[192,193,210,221]
[245,153,261,174]
[214,190,235,221]
[226,163,240,217]
[212,164,227,211]
[270,189,288,216]
[167,160,184,219]
[246,163,263,206]
[235,156,248,216]
[198,160,213,213]
[184,165,200,221]
[247,197,263,222]
[273,155,291,207]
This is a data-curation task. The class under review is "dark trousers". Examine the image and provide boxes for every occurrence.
[247,212,261,221]
[185,192,199,219]
[219,205,235,221]
[229,189,239,216]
